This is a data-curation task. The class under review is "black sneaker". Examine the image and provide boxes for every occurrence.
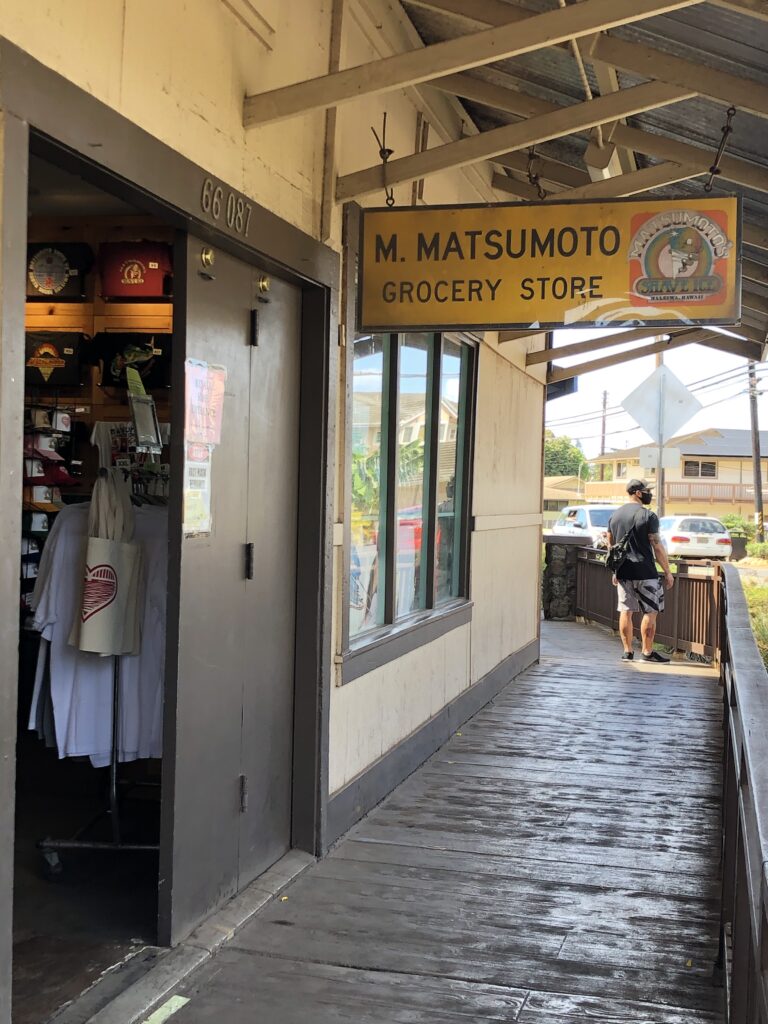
[641,651,670,663]
[621,651,634,661]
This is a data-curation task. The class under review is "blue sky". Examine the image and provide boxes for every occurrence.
[546,329,768,459]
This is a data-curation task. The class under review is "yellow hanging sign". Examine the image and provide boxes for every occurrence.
[358,196,741,331]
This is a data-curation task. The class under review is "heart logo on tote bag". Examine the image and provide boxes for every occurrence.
[82,564,118,621]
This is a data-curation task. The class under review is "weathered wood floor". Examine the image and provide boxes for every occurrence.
[174,622,724,1023]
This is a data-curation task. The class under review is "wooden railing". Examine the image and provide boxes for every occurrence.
[584,481,768,505]
[574,548,721,658]
[717,565,768,1022]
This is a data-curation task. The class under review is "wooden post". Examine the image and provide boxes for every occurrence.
[748,361,764,541]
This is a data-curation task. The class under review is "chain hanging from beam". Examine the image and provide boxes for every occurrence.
[527,148,548,200]
[705,106,737,192]
[371,113,396,207]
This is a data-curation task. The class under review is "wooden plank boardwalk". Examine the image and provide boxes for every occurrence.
[173,622,724,1023]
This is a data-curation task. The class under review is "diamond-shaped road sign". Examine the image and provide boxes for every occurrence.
[621,365,702,445]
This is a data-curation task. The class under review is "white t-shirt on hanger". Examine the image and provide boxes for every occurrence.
[30,503,167,767]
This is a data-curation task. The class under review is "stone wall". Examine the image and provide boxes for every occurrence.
[542,537,591,621]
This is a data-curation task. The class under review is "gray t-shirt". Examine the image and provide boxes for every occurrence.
[608,503,659,581]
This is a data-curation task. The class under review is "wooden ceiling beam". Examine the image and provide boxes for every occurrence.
[708,0,768,22]
[547,331,713,382]
[550,161,700,199]
[490,173,544,202]
[610,124,768,195]
[590,33,768,120]
[696,334,766,361]
[431,72,768,195]
[336,80,690,200]
[588,50,638,175]
[408,1,768,119]
[243,0,701,126]
[494,152,589,189]
[527,327,681,366]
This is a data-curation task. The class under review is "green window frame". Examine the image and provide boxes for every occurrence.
[348,331,475,644]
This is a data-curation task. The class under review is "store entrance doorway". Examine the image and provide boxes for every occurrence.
[12,161,302,1022]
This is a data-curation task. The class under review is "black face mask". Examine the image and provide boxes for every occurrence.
[639,490,653,505]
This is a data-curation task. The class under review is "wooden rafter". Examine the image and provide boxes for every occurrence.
[406,0,768,118]
[697,335,766,361]
[432,72,768,196]
[495,152,588,190]
[546,161,700,199]
[547,329,763,383]
[547,331,713,382]
[527,327,683,366]
[335,80,690,200]
[588,52,638,175]
[242,0,701,126]
[589,35,768,120]
[709,0,768,22]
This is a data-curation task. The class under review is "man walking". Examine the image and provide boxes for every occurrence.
[607,479,675,663]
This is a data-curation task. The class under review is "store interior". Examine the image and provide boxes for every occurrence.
[13,154,174,1024]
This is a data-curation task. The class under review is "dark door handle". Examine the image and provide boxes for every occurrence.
[245,542,254,580]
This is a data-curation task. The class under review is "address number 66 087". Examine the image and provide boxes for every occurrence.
[201,177,253,238]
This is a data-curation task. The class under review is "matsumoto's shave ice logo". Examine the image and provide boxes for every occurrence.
[629,209,733,305]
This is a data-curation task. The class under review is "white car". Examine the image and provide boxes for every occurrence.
[552,504,620,547]
[658,515,733,560]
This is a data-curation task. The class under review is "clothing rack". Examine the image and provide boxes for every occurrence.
[37,472,160,875]
[38,655,159,875]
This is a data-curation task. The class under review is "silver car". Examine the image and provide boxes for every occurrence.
[552,504,620,547]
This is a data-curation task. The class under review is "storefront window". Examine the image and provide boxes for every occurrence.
[348,332,474,641]
[395,335,429,618]
[350,335,388,637]
[435,339,467,605]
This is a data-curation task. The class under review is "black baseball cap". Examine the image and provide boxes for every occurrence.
[626,478,652,494]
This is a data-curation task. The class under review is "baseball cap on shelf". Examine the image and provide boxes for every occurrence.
[23,432,65,462]
[24,458,76,486]
[22,511,49,533]
[626,478,652,495]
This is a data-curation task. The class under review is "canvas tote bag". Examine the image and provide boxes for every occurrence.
[69,469,143,656]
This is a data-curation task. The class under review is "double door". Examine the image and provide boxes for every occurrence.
[161,237,300,943]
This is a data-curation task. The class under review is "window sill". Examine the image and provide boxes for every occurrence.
[341,601,473,685]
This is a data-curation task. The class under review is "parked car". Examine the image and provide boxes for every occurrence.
[658,515,733,560]
[551,504,620,547]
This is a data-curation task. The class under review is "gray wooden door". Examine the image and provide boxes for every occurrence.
[162,237,252,944]
[238,272,300,885]
[161,239,300,944]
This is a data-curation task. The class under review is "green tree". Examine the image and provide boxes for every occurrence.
[544,430,589,478]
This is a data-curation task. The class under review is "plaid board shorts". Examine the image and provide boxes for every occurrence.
[616,577,665,615]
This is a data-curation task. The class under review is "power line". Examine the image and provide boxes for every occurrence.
[546,365,768,429]
[564,386,756,445]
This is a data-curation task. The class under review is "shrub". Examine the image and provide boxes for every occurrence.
[746,541,768,560]
[743,580,768,669]
[720,513,754,540]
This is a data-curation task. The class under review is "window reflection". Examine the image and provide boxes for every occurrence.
[435,340,464,604]
[395,335,430,618]
[350,335,387,637]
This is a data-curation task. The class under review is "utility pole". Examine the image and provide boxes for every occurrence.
[748,361,764,542]
[599,389,607,481]
[655,350,666,517]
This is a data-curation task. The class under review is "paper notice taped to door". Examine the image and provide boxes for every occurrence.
[183,442,213,535]
[185,360,227,446]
